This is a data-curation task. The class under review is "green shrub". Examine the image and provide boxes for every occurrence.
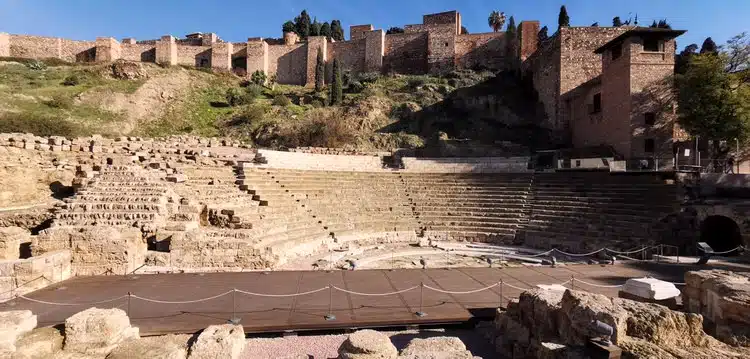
[25,60,47,71]
[310,100,325,108]
[347,81,364,93]
[272,95,292,106]
[45,95,74,109]
[356,72,380,84]
[245,84,264,98]
[0,112,83,137]
[250,70,267,86]
[407,77,426,89]
[62,74,80,86]
[225,87,255,106]
[228,105,266,125]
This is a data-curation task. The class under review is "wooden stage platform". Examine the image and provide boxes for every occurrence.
[0,263,690,335]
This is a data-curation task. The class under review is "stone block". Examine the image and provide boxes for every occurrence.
[0,227,28,260]
[107,334,190,359]
[337,329,397,359]
[64,308,139,355]
[0,32,9,57]
[621,277,680,300]
[188,324,245,359]
[0,310,37,352]
[14,327,64,359]
[399,337,472,358]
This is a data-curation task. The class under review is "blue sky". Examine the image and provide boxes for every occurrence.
[1,0,747,50]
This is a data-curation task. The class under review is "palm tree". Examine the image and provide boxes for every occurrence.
[488,11,507,33]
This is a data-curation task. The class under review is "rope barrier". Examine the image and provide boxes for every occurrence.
[552,248,606,257]
[236,286,330,298]
[131,290,234,304]
[17,294,128,306]
[698,246,743,255]
[423,283,498,295]
[332,285,418,296]
[571,279,625,288]
[502,282,533,291]
[606,247,650,255]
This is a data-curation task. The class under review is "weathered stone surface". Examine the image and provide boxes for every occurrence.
[399,337,474,359]
[107,334,191,359]
[338,329,398,359]
[14,327,64,359]
[188,324,245,359]
[492,289,750,359]
[64,308,139,355]
[0,310,37,352]
[110,60,147,80]
[683,270,750,346]
[0,227,28,260]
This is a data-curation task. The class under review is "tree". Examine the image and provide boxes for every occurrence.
[310,18,322,37]
[675,43,699,75]
[650,19,671,29]
[591,22,599,27]
[329,59,343,105]
[538,26,549,43]
[331,20,345,41]
[677,53,750,155]
[613,17,623,27]
[320,22,332,38]
[315,48,325,92]
[506,16,516,35]
[282,21,296,34]
[725,32,750,73]
[558,6,570,28]
[701,37,719,55]
[386,27,405,35]
[251,70,267,86]
[650,20,658,28]
[294,10,311,39]
[461,26,469,35]
[488,11,506,32]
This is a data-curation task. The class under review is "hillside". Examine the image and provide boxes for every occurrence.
[0,58,550,153]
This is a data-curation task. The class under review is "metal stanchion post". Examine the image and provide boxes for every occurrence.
[571,275,576,291]
[390,250,394,271]
[325,285,336,321]
[499,280,504,309]
[415,282,426,317]
[229,289,240,324]
[676,247,680,264]
[127,292,132,318]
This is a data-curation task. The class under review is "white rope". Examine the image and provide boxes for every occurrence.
[698,246,743,255]
[424,283,498,295]
[502,282,533,291]
[132,290,233,304]
[605,246,650,255]
[572,279,625,288]
[527,249,555,257]
[236,286,330,297]
[553,248,605,257]
[333,285,418,296]
[17,294,128,306]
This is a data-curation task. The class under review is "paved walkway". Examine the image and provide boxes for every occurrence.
[0,262,716,335]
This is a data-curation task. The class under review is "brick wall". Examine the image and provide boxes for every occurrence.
[350,25,373,41]
[176,44,211,67]
[121,43,156,62]
[518,21,540,60]
[423,10,460,35]
[569,79,607,148]
[364,30,385,72]
[559,27,628,96]
[601,37,633,156]
[268,43,306,85]
[384,33,428,74]
[328,39,366,74]
[455,32,506,70]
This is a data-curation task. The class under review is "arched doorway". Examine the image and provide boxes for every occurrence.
[699,216,744,254]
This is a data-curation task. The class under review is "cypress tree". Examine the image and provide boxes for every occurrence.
[331,20,345,41]
[506,16,516,35]
[537,26,549,43]
[295,10,311,39]
[330,59,343,105]
[315,48,325,92]
[310,18,321,36]
[700,37,719,55]
[612,16,623,27]
[320,22,332,38]
[558,6,570,28]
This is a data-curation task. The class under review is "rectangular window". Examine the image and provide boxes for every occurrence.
[645,138,655,153]
[611,43,622,60]
[645,112,656,126]
[643,38,662,52]
[591,93,602,114]
[575,160,581,167]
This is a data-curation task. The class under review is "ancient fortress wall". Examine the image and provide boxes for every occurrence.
[0,11,539,86]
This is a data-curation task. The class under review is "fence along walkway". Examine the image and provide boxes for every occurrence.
[0,265,690,335]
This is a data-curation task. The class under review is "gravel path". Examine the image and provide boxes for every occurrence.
[241,327,495,359]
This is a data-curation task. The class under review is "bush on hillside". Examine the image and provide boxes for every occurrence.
[25,60,47,71]
[347,81,364,94]
[226,87,258,106]
[356,72,380,84]
[62,74,80,86]
[45,95,73,109]
[0,112,83,137]
[251,70,267,86]
[227,105,267,126]
[272,94,292,106]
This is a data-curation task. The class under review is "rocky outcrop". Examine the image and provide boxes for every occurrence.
[399,337,475,359]
[107,334,191,359]
[63,308,139,356]
[338,329,398,359]
[14,327,64,359]
[683,270,750,346]
[0,310,37,353]
[493,288,750,358]
[188,324,245,359]
[0,227,28,260]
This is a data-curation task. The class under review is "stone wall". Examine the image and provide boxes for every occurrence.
[9,35,62,59]
[383,33,428,74]
[524,35,561,130]
[120,43,156,62]
[267,43,306,85]
[401,157,531,173]
[327,39,366,74]
[454,32,506,70]
[175,44,211,67]
[0,250,71,302]
[350,24,373,41]
[60,39,96,63]
[254,149,386,172]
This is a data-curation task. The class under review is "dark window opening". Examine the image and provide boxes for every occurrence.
[444,42,449,47]
[645,138,655,153]
[643,38,661,52]
[591,93,602,114]
[611,43,622,60]
[645,112,656,126]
